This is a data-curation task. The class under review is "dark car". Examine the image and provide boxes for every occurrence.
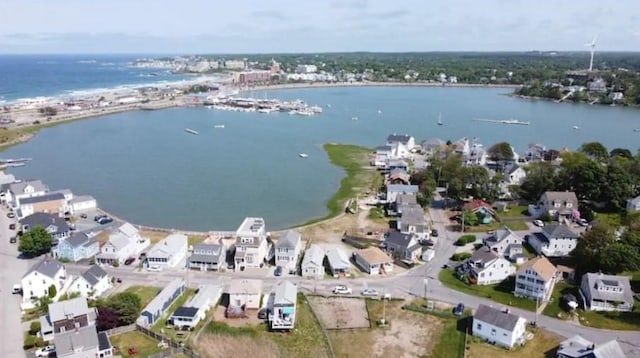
[258,308,269,320]
[124,257,135,265]
[453,303,465,316]
[116,278,123,283]
[9,223,16,230]
[10,236,17,244]
[94,214,106,222]
[80,213,88,219]
[7,212,15,219]
[98,217,113,225]
[431,229,439,237]
[274,266,283,276]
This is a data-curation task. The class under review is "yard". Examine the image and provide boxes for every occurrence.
[109,331,165,358]
[498,205,530,218]
[151,288,197,342]
[401,301,467,358]
[439,269,536,311]
[463,220,529,233]
[123,285,161,308]
[467,328,562,358]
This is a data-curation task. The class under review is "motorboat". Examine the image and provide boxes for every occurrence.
[573,126,580,130]
[299,153,309,158]
[184,128,199,135]
[214,124,225,129]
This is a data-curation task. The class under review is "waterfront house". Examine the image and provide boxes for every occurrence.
[386,184,419,203]
[96,223,150,265]
[227,279,262,310]
[1,179,48,208]
[386,133,415,159]
[524,143,546,162]
[472,304,526,349]
[463,200,497,224]
[269,281,298,330]
[579,273,634,312]
[384,231,422,261]
[138,279,186,327]
[452,137,471,156]
[421,138,445,156]
[234,217,269,271]
[146,233,188,268]
[531,191,579,221]
[354,247,393,275]
[483,227,525,262]
[456,248,515,285]
[527,224,578,257]
[325,246,351,276]
[301,244,325,279]
[275,230,302,271]
[387,159,409,172]
[387,168,411,185]
[69,195,97,214]
[17,192,66,219]
[54,232,99,262]
[69,265,111,299]
[374,145,393,167]
[20,212,71,243]
[555,335,627,358]
[587,77,607,93]
[397,206,429,240]
[170,284,222,330]
[21,260,67,305]
[514,257,558,302]
[626,195,640,211]
[188,240,226,271]
[463,141,488,166]
[40,297,96,341]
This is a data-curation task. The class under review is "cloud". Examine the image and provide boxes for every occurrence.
[330,0,369,11]
[251,10,288,21]
[368,9,410,20]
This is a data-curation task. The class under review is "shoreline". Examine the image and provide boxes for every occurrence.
[241,81,521,93]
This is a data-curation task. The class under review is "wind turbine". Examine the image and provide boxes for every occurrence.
[584,34,598,71]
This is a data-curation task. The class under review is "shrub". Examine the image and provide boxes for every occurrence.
[539,212,553,222]
[455,235,476,246]
[451,252,472,261]
[47,284,57,298]
[23,334,44,350]
[29,321,41,335]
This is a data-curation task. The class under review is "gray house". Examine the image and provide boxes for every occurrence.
[536,191,579,220]
[325,246,351,276]
[555,335,627,358]
[394,194,418,215]
[397,205,429,239]
[579,273,634,312]
[301,244,325,279]
[384,231,421,261]
[483,226,525,262]
[189,241,226,271]
[19,212,71,243]
[275,230,302,271]
[53,326,106,358]
[626,195,640,211]
[138,279,186,326]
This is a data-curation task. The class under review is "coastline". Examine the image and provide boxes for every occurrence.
[241,81,521,93]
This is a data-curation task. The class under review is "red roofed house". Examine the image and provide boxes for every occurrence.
[463,200,497,224]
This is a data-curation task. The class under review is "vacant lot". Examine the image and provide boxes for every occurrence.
[307,296,370,329]
[123,285,160,308]
[468,328,562,358]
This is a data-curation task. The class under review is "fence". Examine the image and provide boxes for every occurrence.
[303,293,336,358]
[106,323,200,358]
[104,324,136,337]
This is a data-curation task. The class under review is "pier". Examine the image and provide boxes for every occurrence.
[204,96,322,116]
[0,157,32,163]
[473,118,530,125]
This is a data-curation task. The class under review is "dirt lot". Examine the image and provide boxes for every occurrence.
[211,305,264,327]
[308,296,371,329]
[195,334,281,358]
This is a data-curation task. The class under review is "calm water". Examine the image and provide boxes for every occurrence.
[4,86,640,230]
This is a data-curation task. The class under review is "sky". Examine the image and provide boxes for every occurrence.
[0,0,639,54]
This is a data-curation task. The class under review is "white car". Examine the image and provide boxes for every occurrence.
[147,265,162,272]
[361,288,379,297]
[35,345,55,357]
[533,220,544,227]
[333,285,352,295]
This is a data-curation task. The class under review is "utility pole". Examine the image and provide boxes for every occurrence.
[423,278,429,300]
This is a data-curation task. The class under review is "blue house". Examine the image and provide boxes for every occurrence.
[54,233,99,262]
[137,279,186,326]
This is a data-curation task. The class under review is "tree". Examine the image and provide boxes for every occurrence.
[18,226,53,257]
[462,210,479,228]
[488,142,514,162]
[610,148,633,159]
[600,163,634,210]
[48,284,57,298]
[573,223,616,274]
[556,152,606,201]
[96,307,120,332]
[37,106,57,117]
[29,321,41,335]
[518,162,557,201]
[108,292,142,325]
[579,142,608,162]
[598,243,640,274]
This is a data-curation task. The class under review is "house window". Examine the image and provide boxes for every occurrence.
[476,323,482,330]
[491,329,496,336]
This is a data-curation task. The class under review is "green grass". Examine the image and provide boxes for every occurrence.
[593,212,622,228]
[151,288,196,339]
[439,269,536,311]
[464,220,529,233]
[542,282,577,319]
[367,206,386,221]
[499,205,530,218]
[123,286,161,308]
[110,331,164,358]
[205,321,261,337]
[401,302,467,358]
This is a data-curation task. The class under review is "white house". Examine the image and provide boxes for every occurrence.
[354,247,393,275]
[386,133,416,159]
[301,244,325,279]
[69,265,111,299]
[189,241,226,271]
[69,195,97,214]
[483,227,525,262]
[269,281,297,330]
[146,233,188,268]
[170,284,222,330]
[234,217,269,271]
[579,273,634,312]
[527,224,578,257]
[325,246,351,276]
[514,257,558,302]
[502,164,527,186]
[374,145,393,167]
[2,179,48,207]
[275,230,302,271]
[397,206,430,241]
[96,223,150,265]
[626,195,640,211]
[555,335,627,358]
[473,304,527,349]
[386,184,419,203]
[227,279,262,309]
[457,248,515,285]
[21,260,67,305]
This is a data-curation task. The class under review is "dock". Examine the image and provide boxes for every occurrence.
[473,118,530,125]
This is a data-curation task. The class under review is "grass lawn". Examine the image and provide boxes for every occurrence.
[439,269,536,311]
[367,206,386,221]
[401,301,467,358]
[110,331,164,358]
[464,220,529,233]
[499,205,530,218]
[151,288,196,340]
[467,328,562,358]
[188,235,205,246]
[542,282,577,320]
[123,286,161,308]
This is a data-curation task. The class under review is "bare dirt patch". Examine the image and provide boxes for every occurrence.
[299,209,389,246]
[307,296,370,329]
[211,305,263,327]
[195,334,281,358]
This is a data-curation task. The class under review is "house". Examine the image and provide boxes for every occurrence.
[464,200,497,224]
[40,297,96,341]
[472,304,526,349]
[397,206,429,240]
[146,233,188,268]
[457,248,515,285]
[1,179,48,207]
[534,191,579,221]
[387,159,409,172]
[387,168,410,185]
[275,230,302,271]
[502,164,526,186]
[386,133,415,158]
[325,246,351,276]
[421,138,445,155]
[386,184,419,203]
[527,224,578,257]
[69,195,97,214]
[170,284,222,330]
[301,244,325,279]
[588,77,607,93]
[234,217,269,271]
[555,335,627,358]
[188,240,226,271]
[69,265,111,299]
[17,192,66,219]
[20,212,71,242]
[384,231,422,261]
[138,279,186,326]
[354,247,393,275]
[524,143,546,162]
[227,279,262,310]
[514,257,558,301]
[21,260,67,304]
[53,326,105,358]
[96,332,114,358]
[374,145,393,167]
[483,227,524,262]
[269,281,297,330]
[54,232,99,262]
[464,142,488,166]
[96,223,150,265]
[452,137,471,156]
[626,195,640,211]
[579,273,634,312]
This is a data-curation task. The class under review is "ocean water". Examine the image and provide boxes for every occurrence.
[0,54,187,102]
[4,86,640,231]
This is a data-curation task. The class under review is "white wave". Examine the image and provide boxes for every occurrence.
[77,60,97,64]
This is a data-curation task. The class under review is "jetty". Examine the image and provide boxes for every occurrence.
[0,157,32,163]
[473,118,530,125]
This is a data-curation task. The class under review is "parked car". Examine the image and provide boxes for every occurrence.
[98,217,113,225]
[9,223,15,230]
[35,345,55,357]
[147,265,162,272]
[333,285,352,295]
[361,288,379,297]
[10,236,17,244]
[577,219,589,227]
[257,308,269,320]
[274,266,283,276]
[94,214,106,222]
[7,212,15,219]
[453,303,465,316]
[124,257,135,266]
[80,213,88,219]
[11,284,22,294]
[533,220,544,227]
[431,229,439,237]
[116,278,123,283]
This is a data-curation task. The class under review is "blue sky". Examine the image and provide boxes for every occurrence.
[1,0,639,54]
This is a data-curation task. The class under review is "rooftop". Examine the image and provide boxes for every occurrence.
[147,233,187,259]
[540,224,579,239]
[273,281,297,306]
[387,184,419,193]
[143,279,185,315]
[385,231,416,249]
[19,212,70,234]
[237,217,266,236]
[172,306,199,318]
[582,273,633,304]
[474,304,524,332]
[387,133,413,144]
[69,195,95,204]
[24,259,64,280]
[187,284,223,309]
[356,247,391,265]
[325,245,350,269]
[276,230,301,249]
[227,279,262,295]
[48,297,91,322]
[302,244,325,267]
[53,326,99,356]
[6,180,47,194]
[517,257,557,282]
[19,192,65,205]
[80,265,108,286]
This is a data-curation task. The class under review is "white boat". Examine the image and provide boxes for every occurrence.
[214,124,225,129]
[327,104,331,108]
[352,116,359,121]
[184,128,199,135]
[634,129,640,132]
[378,109,382,114]
[298,153,309,158]
[437,112,443,126]
[573,126,580,130]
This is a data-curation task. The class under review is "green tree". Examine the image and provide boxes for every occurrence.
[48,284,57,298]
[29,321,41,335]
[600,163,634,210]
[18,226,53,257]
[518,162,557,201]
[573,223,616,274]
[579,142,609,162]
[610,148,633,159]
[487,142,514,162]
[556,152,606,201]
[598,243,640,274]
[108,292,142,325]
[462,210,479,228]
